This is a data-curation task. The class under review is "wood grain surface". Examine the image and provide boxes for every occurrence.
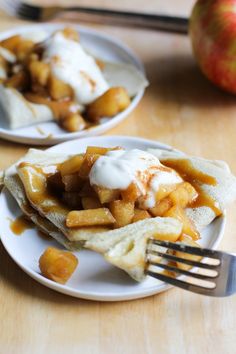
[0,1,235,353]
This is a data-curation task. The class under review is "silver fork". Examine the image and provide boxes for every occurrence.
[146,240,236,297]
[0,0,189,34]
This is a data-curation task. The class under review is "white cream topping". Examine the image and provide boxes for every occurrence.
[89,149,183,208]
[43,32,109,105]
[138,170,182,209]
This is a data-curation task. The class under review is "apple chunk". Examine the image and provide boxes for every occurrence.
[66,208,115,227]
[59,155,84,176]
[149,197,173,217]
[132,209,151,223]
[169,182,198,208]
[164,205,200,240]
[39,247,78,284]
[109,200,134,228]
[93,185,120,204]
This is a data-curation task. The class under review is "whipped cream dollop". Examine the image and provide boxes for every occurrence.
[43,32,109,105]
[89,149,183,208]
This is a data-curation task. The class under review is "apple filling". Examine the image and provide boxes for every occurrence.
[33,146,223,243]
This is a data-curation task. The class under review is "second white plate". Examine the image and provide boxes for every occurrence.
[0,136,226,301]
[0,24,146,145]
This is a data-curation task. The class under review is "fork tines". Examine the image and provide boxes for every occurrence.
[146,239,228,296]
[1,0,42,20]
[149,239,222,259]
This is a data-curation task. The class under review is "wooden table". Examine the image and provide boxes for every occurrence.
[1,1,236,353]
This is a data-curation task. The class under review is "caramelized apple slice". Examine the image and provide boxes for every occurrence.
[48,74,73,100]
[109,200,134,228]
[86,146,111,155]
[29,60,50,86]
[59,155,84,176]
[78,153,100,178]
[149,197,173,217]
[0,35,21,52]
[169,182,198,208]
[152,231,181,242]
[60,113,86,133]
[86,87,131,122]
[155,183,178,202]
[15,39,34,61]
[132,209,151,223]
[93,185,120,204]
[121,182,141,202]
[39,247,78,284]
[66,208,115,227]
[85,146,122,155]
[164,205,200,240]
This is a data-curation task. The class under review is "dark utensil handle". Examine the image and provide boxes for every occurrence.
[65,7,189,34]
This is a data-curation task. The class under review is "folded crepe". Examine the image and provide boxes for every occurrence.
[148,148,236,231]
[3,147,236,281]
[0,87,54,130]
[85,217,182,281]
[3,149,82,250]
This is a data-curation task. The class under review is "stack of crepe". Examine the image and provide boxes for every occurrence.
[2,148,236,281]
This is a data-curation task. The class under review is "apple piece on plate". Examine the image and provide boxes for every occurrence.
[39,247,78,284]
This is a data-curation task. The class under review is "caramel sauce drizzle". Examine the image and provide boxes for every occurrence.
[36,126,46,136]
[80,70,97,92]
[10,215,34,236]
[24,93,72,120]
[162,159,222,216]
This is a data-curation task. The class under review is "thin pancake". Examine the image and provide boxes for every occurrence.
[148,148,236,230]
[3,149,81,250]
[85,217,183,281]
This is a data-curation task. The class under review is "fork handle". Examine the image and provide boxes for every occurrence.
[61,7,189,34]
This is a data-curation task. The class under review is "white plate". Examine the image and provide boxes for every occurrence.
[0,136,226,301]
[0,24,146,146]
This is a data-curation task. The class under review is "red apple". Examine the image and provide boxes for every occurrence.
[190,0,236,94]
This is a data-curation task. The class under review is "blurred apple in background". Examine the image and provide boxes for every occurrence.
[190,0,236,94]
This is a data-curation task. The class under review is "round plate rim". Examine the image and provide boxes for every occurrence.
[0,23,146,145]
[0,136,226,301]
